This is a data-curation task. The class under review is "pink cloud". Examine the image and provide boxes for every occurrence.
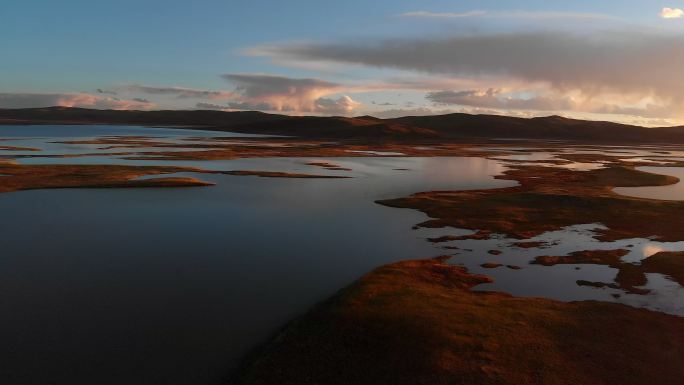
[661,7,684,19]
[222,73,362,114]
[0,93,155,110]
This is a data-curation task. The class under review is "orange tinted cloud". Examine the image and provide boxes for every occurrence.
[222,73,362,114]
[660,7,684,19]
[0,93,155,110]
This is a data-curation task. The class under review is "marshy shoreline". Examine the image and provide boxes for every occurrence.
[2,120,684,384]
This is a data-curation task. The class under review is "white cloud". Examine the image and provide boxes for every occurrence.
[316,95,362,114]
[221,73,362,115]
[660,7,684,19]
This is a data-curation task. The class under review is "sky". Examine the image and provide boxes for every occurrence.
[1,0,684,125]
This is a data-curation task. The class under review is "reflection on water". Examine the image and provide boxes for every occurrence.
[0,126,515,385]
[435,223,684,314]
[490,151,607,171]
[346,150,405,156]
[627,274,684,315]
[480,146,684,173]
[614,167,684,200]
[2,175,450,385]
[1,125,684,384]
[492,152,557,161]
[0,124,271,139]
[619,157,675,164]
[0,124,274,159]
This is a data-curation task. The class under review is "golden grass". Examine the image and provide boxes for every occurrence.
[379,166,684,241]
[0,163,213,193]
[233,257,684,385]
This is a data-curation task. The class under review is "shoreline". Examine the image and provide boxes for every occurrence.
[3,123,684,383]
[231,256,684,385]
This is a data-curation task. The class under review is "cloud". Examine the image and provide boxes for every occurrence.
[221,73,362,114]
[425,88,680,118]
[96,88,117,95]
[195,102,231,110]
[661,7,684,19]
[361,76,500,92]
[226,100,279,111]
[426,89,574,111]
[0,93,154,110]
[226,96,361,115]
[315,95,362,114]
[250,30,684,108]
[125,85,237,99]
[222,73,340,98]
[398,10,618,20]
[370,107,440,119]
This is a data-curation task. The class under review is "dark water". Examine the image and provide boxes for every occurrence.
[2,125,683,385]
[0,125,514,385]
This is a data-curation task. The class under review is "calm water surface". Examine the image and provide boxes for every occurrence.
[1,125,683,385]
[0,125,514,385]
[614,166,684,200]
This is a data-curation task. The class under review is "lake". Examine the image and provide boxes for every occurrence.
[1,125,683,385]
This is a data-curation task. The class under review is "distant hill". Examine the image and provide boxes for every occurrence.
[0,107,289,127]
[389,113,684,142]
[1,107,683,143]
[0,107,435,139]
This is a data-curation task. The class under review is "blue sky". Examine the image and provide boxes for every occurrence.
[2,1,684,125]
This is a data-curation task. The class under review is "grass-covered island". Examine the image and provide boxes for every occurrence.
[231,163,684,385]
[231,256,684,385]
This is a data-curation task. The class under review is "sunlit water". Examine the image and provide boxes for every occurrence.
[1,125,683,385]
[431,223,684,315]
[614,166,684,200]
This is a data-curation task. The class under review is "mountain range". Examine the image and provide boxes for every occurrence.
[1,107,682,143]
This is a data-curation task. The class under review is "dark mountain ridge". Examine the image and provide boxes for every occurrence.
[1,107,683,143]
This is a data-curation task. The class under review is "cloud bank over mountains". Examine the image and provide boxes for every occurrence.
[251,31,684,98]
[0,93,154,110]
[247,29,684,123]
[220,74,360,114]
[3,7,683,124]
